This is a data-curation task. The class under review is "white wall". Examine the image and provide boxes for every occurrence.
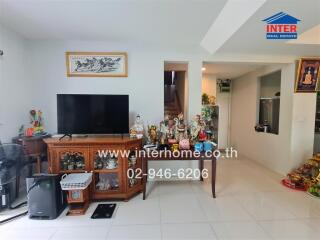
[0,25,32,142]
[202,73,217,97]
[2,25,317,176]
[290,93,317,168]
[26,40,204,134]
[216,89,231,149]
[230,63,316,175]
[24,40,205,176]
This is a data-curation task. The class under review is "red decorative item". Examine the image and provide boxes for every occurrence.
[281,179,307,191]
[25,128,34,137]
[198,130,206,141]
[168,138,177,144]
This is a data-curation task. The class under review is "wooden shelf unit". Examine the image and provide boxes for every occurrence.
[44,136,143,201]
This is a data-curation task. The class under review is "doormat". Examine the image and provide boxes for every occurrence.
[91,204,116,219]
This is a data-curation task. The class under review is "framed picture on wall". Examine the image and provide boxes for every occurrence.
[66,52,128,77]
[295,58,320,92]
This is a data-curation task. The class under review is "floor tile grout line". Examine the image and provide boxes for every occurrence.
[208,222,220,240]
[158,190,163,240]
[105,204,117,240]
[193,180,219,239]
[151,182,163,240]
[47,228,59,240]
[231,192,292,239]
[231,191,283,240]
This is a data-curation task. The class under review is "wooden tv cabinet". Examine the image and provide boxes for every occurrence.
[44,136,143,201]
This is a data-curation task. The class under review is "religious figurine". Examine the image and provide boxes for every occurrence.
[167,118,176,141]
[198,119,207,141]
[176,113,186,141]
[302,67,313,85]
[148,125,158,144]
[190,115,202,143]
[130,114,144,139]
[173,117,180,139]
[159,120,168,144]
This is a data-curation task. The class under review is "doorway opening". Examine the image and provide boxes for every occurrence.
[164,62,188,120]
[258,70,281,135]
[201,61,265,149]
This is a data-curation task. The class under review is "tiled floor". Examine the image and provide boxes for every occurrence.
[1,157,320,239]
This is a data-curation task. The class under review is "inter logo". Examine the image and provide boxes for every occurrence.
[263,12,300,40]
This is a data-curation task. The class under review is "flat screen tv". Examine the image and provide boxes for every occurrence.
[57,94,129,135]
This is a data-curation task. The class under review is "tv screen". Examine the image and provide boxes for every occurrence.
[57,94,129,134]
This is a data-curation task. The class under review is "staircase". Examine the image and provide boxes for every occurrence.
[164,90,181,118]
[165,101,180,118]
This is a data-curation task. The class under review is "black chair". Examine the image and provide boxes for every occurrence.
[0,143,25,207]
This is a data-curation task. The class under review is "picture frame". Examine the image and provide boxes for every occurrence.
[66,52,128,77]
[295,58,320,92]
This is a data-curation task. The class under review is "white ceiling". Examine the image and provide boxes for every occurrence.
[216,0,320,56]
[0,0,225,46]
[202,62,265,79]
[0,0,319,56]
[287,24,320,45]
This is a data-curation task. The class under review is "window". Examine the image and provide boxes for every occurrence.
[258,70,281,134]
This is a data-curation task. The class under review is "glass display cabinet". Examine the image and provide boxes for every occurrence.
[45,137,143,201]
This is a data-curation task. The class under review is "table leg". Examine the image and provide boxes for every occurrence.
[36,155,41,173]
[211,157,216,198]
[142,158,147,200]
[199,159,204,181]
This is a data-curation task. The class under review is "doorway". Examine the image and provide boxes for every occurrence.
[163,62,188,120]
[201,61,265,150]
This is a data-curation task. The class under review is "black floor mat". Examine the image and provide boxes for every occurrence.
[91,204,116,219]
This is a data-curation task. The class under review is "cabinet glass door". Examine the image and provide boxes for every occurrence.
[93,152,119,170]
[94,173,120,192]
[60,151,86,172]
[127,151,141,189]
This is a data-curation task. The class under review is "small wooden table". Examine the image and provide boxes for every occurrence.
[142,151,216,200]
[13,134,50,173]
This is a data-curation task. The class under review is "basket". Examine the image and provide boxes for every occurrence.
[60,173,92,190]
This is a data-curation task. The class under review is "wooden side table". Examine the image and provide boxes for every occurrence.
[141,151,216,200]
[12,134,50,173]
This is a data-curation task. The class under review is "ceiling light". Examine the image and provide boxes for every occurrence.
[202,67,206,71]
[201,0,266,54]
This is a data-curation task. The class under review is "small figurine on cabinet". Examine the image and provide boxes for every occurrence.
[177,113,186,131]
[148,125,158,144]
[190,115,202,144]
[107,156,118,169]
[179,138,190,150]
[159,120,168,144]
[176,114,186,142]
[130,114,145,139]
[198,119,207,142]
[128,154,137,166]
[167,118,177,144]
